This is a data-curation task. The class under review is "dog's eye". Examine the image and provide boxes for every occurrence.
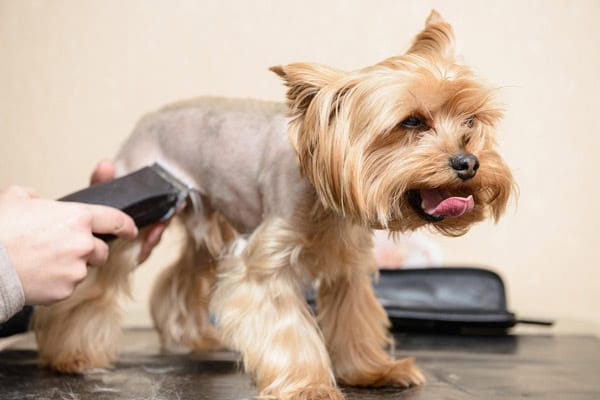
[400,116,427,130]
[464,116,475,128]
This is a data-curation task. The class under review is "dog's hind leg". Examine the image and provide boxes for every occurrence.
[150,211,235,351]
[211,218,343,400]
[33,235,143,373]
[314,225,426,388]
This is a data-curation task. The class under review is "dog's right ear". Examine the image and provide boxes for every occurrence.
[406,9,455,59]
[270,63,344,116]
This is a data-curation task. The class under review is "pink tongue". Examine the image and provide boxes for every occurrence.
[420,189,474,218]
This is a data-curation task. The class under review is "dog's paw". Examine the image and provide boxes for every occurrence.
[289,385,344,400]
[259,384,344,400]
[185,331,224,352]
[381,357,426,388]
[337,357,425,388]
[45,351,113,374]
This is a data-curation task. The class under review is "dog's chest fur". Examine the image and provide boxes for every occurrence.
[115,97,310,234]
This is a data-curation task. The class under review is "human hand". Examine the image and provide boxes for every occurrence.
[0,186,138,305]
[91,160,169,263]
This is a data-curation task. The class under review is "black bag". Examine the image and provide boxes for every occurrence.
[309,267,552,335]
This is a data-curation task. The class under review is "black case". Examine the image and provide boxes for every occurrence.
[374,267,517,334]
[307,267,551,335]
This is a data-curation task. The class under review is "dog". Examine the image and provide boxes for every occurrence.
[34,10,514,400]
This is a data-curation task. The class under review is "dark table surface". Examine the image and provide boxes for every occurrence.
[0,329,599,399]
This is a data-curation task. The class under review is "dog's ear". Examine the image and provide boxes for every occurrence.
[270,63,344,116]
[406,9,455,59]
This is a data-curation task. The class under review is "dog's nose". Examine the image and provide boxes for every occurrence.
[451,153,479,180]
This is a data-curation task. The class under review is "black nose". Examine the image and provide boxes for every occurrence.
[451,153,479,180]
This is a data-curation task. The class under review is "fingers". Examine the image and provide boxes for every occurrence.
[0,185,37,200]
[87,237,110,266]
[85,204,138,240]
[90,159,115,185]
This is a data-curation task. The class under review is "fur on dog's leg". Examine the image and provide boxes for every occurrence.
[211,218,343,400]
[318,276,425,387]
[150,213,235,351]
[150,238,220,351]
[312,224,425,388]
[33,236,142,373]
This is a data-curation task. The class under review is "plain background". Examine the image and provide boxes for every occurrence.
[1,1,598,334]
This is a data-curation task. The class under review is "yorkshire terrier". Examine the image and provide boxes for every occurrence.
[34,10,514,400]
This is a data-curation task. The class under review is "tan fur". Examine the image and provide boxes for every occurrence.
[150,212,234,351]
[280,16,514,235]
[212,217,341,399]
[34,10,514,399]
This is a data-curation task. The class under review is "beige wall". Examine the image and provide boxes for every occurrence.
[1,1,599,334]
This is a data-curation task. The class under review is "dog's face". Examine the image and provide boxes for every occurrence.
[273,10,515,236]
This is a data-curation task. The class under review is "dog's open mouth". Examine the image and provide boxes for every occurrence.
[407,189,475,222]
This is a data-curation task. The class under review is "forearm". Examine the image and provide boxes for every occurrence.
[0,243,25,323]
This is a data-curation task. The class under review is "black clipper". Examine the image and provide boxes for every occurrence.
[59,163,190,241]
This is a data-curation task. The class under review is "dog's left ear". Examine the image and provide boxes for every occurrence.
[406,9,455,59]
[270,63,344,116]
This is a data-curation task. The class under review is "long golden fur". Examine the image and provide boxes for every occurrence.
[33,10,514,400]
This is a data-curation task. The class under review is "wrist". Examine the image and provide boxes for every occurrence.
[0,243,26,322]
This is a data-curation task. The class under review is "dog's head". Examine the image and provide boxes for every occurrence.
[272,10,515,236]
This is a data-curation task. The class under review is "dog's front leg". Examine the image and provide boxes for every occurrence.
[315,227,425,388]
[211,218,343,400]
